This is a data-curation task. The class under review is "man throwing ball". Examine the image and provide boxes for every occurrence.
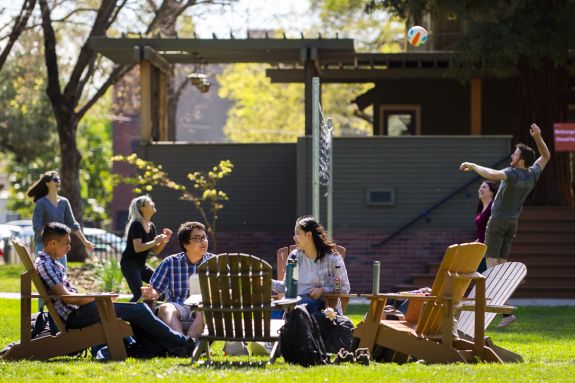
[460,123,551,269]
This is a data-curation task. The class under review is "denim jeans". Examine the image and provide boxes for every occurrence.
[67,301,188,353]
[299,295,327,314]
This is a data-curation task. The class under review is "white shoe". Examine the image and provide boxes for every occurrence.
[249,342,274,356]
[223,341,249,356]
[497,314,517,328]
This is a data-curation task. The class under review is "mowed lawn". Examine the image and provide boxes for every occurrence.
[0,298,574,383]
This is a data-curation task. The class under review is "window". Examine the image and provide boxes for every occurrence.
[380,105,421,136]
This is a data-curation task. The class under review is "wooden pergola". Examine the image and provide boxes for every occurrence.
[89,36,481,138]
[89,36,356,140]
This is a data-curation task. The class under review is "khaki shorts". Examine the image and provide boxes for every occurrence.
[165,302,195,321]
[484,217,518,260]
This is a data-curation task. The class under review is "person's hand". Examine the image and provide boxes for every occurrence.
[140,284,156,300]
[154,234,167,245]
[530,123,541,138]
[162,228,173,242]
[459,162,475,172]
[310,287,324,299]
[84,240,95,252]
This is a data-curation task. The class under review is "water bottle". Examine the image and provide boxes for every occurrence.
[285,259,297,298]
[333,265,342,294]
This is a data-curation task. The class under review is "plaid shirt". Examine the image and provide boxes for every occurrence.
[34,251,78,322]
[150,252,214,305]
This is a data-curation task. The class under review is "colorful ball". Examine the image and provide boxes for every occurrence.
[407,26,428,46]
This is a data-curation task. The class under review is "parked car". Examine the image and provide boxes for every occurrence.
[0,224,23,264]
[84,227,126,261]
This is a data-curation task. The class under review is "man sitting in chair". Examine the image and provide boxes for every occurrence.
[35,222,194,357]
[141,221,213,340]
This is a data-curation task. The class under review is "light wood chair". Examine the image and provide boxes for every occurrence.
[353,242,513,364]
[1,241,133,361]
[191,253,291,363]
[276,244,350,313]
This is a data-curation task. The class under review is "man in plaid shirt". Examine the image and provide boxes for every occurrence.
[141,221,213,339]
[35,222,193,357]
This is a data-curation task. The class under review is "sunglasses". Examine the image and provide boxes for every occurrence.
[51,176,61,183]
[189,234,208,243]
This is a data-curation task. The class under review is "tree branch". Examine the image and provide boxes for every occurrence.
[76,64,134,120]
[39,0,63,117]
[0,0,36,71]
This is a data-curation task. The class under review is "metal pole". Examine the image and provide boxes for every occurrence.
[312,77,320,220]
[326,118,333,238]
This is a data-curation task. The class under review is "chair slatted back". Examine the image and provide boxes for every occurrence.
[458,262,526,338]
[276,244,347,281]
[415,242,486,335]
[198,253,273,340]
[12,241,67,332]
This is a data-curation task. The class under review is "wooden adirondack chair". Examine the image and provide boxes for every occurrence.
[354,242,507,364]
[276,244,350,313]
[1,241,132,361]
[191,253,291,363]
[456,262,527,362]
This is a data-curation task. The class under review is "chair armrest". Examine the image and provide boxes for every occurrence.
[459,304,516,314]
[23,293,119,300]
[360,293,439,301]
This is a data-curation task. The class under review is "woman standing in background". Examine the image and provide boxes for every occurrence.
[27,170,94,270]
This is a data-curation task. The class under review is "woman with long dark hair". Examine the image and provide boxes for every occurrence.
[475,180,499,273]
[121,195,172,302]
[273,215,350,314]
[27,170,94,269]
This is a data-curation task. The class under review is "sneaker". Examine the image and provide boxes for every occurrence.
[249,342,274,356]
[354,348,370,366]
[332,348,355,364]
[497,314,517,328]
[95,346,111,361]
[223,341,249,356]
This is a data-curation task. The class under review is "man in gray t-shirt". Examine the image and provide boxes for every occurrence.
[460,123,551,268]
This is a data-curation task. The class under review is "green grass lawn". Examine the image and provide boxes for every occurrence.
[0,300,574,382]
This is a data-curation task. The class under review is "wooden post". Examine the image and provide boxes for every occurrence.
[471,78,482,136]
[140,60,152,143]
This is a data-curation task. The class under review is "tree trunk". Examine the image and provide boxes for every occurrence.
[57,117,88,261]
[514,57,574,206]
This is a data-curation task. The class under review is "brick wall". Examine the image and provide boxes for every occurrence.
[160,228,473,293]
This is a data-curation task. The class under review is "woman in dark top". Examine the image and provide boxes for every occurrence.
[475,180,499,273]
[121,195,172,302]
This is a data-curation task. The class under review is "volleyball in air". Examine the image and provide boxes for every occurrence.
[407,26,428,46]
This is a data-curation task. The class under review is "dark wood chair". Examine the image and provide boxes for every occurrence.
[191,253,289,363]
[276,244,350,313]
[1,241,133,361]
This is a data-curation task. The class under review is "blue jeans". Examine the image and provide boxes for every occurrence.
[299,295,327,314]
[67,301,188,353]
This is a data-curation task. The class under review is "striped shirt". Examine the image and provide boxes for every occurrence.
[34,251,78,322]
[150,252,214,305]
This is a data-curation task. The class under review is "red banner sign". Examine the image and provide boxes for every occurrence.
[554,123,575,152]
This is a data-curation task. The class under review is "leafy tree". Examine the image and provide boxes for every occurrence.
[0,0,36,71]
[113,154,233,252]
[366,0,575,206]
[217,1,404,143]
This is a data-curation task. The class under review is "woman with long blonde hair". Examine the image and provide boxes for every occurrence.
[121,195,172,302]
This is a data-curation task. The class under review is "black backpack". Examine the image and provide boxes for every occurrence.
[31,311,59,338]
[279,305,329,367]
[312,311,355,354]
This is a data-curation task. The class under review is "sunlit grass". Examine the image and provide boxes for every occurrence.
[1,300,574,382]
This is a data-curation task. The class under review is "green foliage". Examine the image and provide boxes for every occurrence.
[112,154,233,251]
[94,260,126,293]
[367,0,575,78]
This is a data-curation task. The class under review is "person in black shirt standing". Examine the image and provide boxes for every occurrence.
[121,195,172,302]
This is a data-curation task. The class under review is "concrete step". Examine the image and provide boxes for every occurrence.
[513,286,575,299]
[510,246,574,255]
[513,233,575,244]
[517,221,575,232]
